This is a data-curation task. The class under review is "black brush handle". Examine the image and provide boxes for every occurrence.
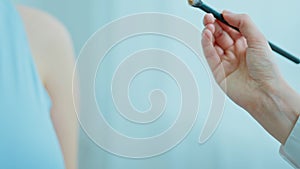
[197,3,300,64]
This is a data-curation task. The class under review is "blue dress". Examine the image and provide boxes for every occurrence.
[0,1,64,168]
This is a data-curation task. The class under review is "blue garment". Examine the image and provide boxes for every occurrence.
[0,1,64,168]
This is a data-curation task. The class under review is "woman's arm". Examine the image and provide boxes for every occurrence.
[201,11,300,144]
[18,6,78,169]
[201,10,300,168]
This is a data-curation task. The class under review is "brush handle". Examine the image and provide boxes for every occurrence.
[198,3,300,64]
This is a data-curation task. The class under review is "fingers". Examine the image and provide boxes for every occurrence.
[222,11,269,48]
[201,28,228,84]
[203,13,215,25]
[203,14,234,50]
[215,18,242,41]
[201,27,221,71]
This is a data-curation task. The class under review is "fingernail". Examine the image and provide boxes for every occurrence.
[208,13,214,17]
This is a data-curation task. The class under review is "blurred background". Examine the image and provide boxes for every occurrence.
[12,0,300,169]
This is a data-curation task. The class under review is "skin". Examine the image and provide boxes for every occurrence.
[12,5,298,168]
[201,11,300,145]
[17,5,78,169]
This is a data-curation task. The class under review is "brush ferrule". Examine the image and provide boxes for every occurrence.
[193,1,203,7]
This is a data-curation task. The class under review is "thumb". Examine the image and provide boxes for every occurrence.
[223,11,268,48]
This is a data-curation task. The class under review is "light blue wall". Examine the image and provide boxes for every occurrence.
[14,0,300,169]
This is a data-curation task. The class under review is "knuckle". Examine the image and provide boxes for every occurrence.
[237,14,252,28]
[240,14,251,22]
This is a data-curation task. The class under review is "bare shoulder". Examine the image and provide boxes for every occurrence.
[17,5,69,38]
[17,7,78,166]
[17,5,75,89]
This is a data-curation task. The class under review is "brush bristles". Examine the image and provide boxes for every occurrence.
[188,0,194,5]
[188,0,202,6]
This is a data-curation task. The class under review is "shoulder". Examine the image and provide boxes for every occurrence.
[17,5,75,90]
[17,5,69,39]
[17,7,78,165]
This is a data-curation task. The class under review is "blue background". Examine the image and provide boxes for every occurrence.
[13,0,300,168]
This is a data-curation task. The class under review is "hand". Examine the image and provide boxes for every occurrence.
[201,11,300,144]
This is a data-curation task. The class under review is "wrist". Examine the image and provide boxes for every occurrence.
[269,81,300,122]
[246,80,300,144]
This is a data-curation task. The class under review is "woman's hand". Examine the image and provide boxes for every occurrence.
[201,11,300,144]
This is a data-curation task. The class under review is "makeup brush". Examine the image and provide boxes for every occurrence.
[188,0,300,64]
